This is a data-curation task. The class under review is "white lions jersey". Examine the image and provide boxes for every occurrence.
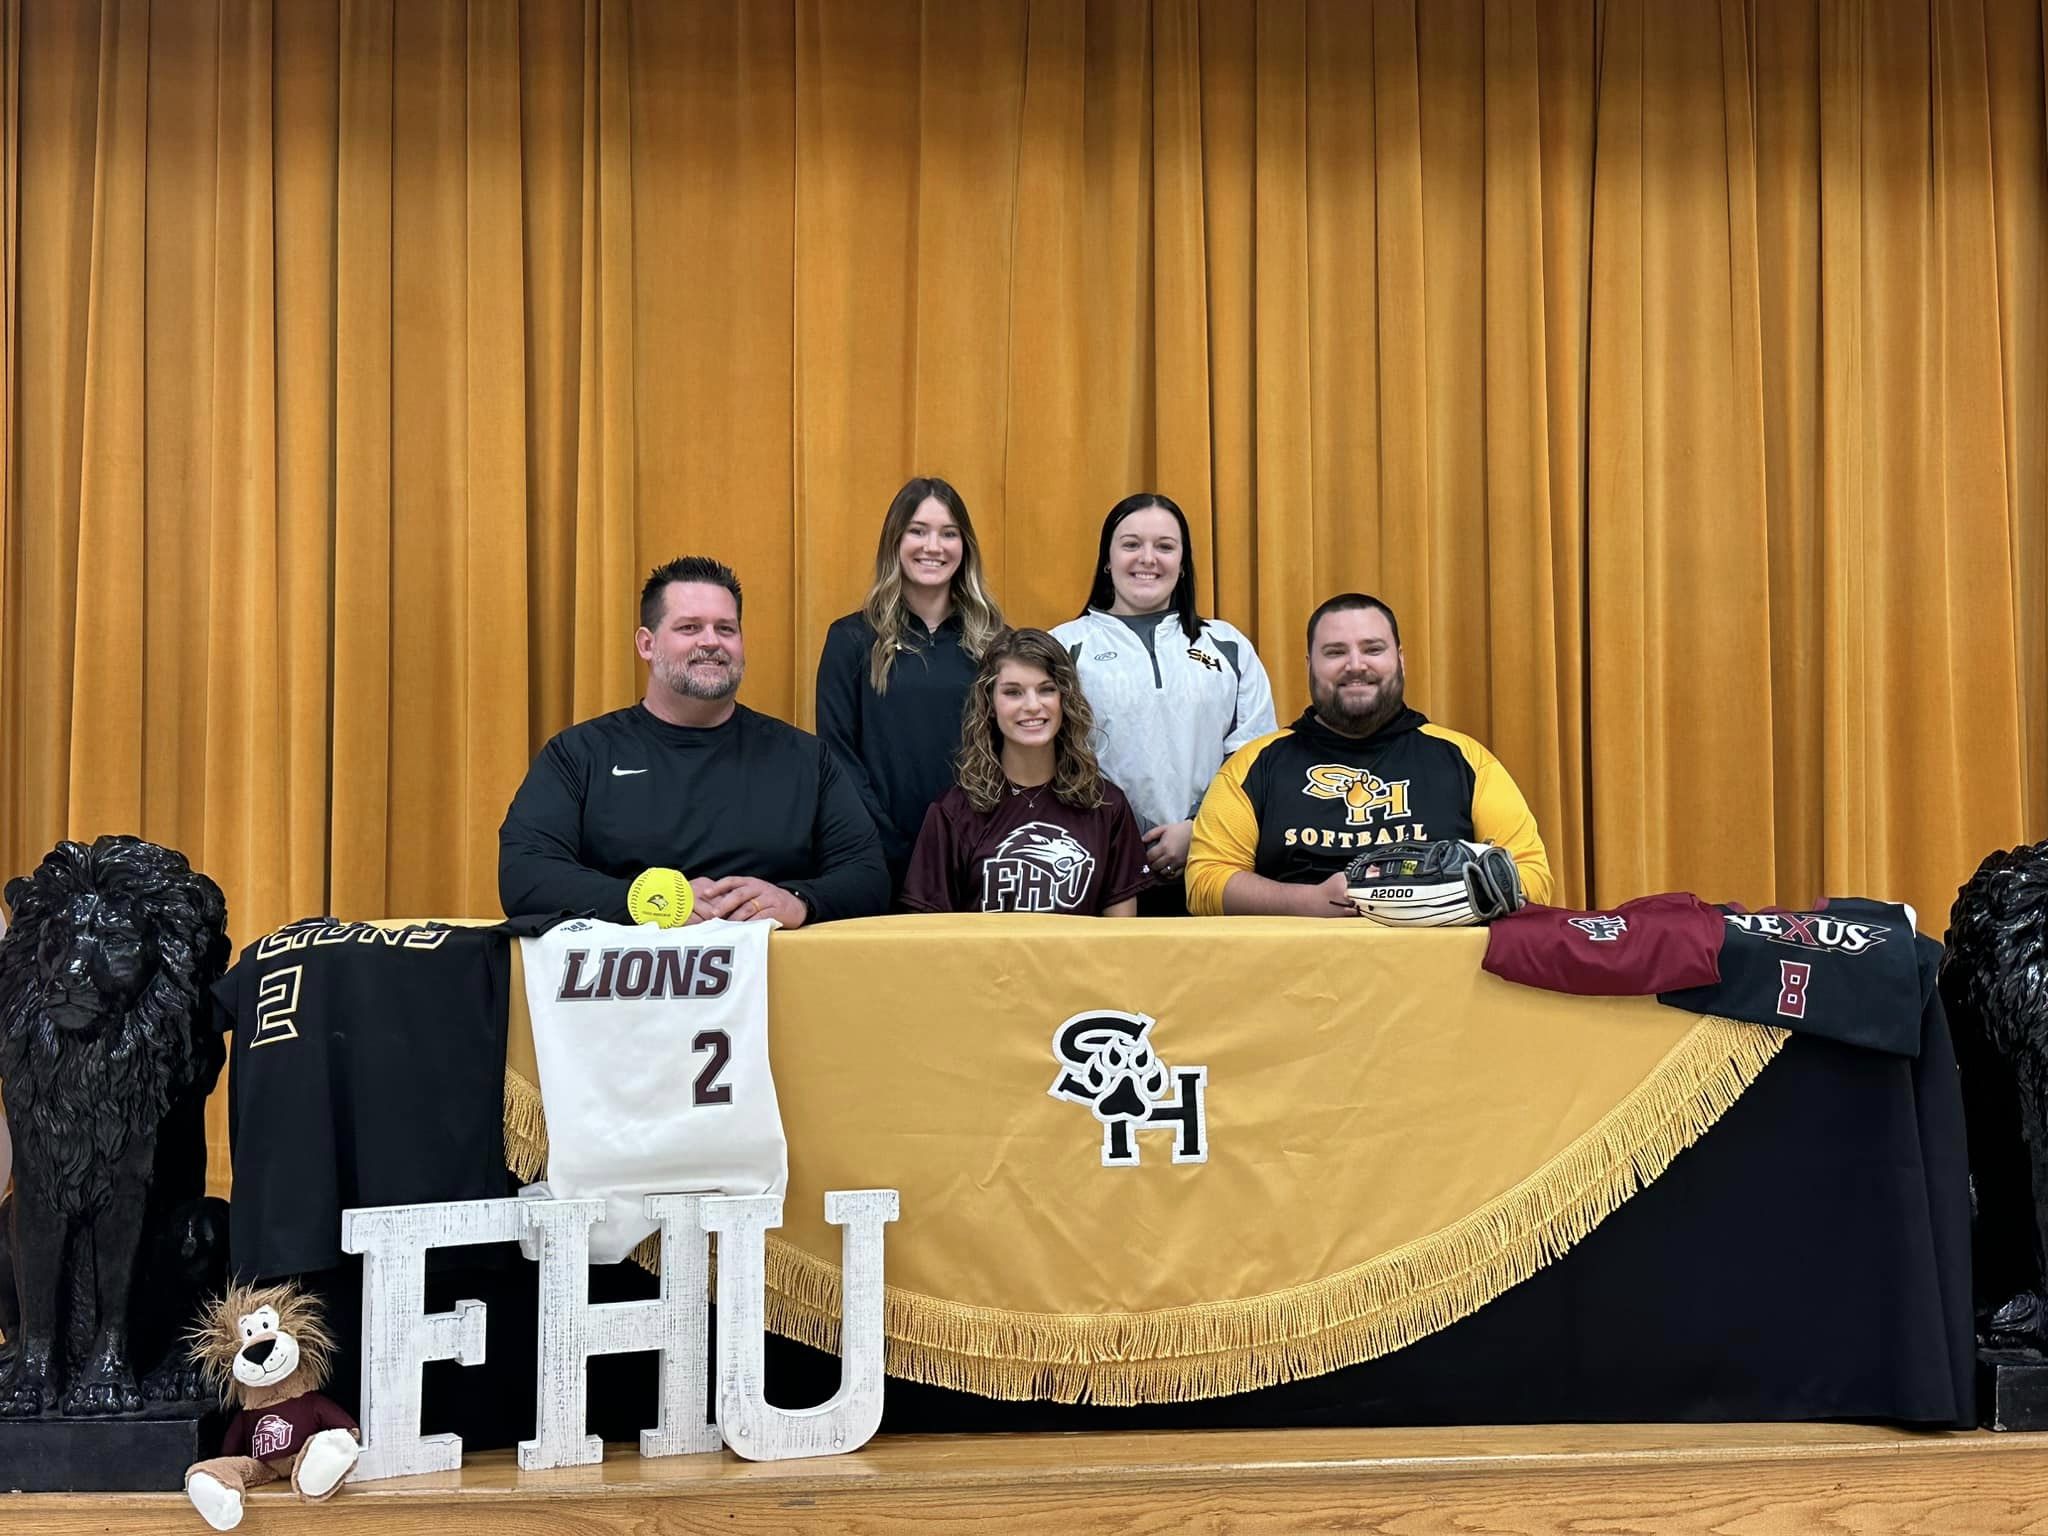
[519,917,786,1264]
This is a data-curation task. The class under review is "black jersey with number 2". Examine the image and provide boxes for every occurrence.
[212,919,513,1282]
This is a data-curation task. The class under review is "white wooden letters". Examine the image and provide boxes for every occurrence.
[342,1197,525,1481]
[339,1188,897,1480]
[703,1189,898,1462]
[518,1193,719,1469]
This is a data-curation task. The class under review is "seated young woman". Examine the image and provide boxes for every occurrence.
[901,628,1150,916]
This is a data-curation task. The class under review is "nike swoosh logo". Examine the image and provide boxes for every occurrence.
[611,766,649,777]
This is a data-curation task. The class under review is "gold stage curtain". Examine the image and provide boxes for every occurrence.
[499,916,1792,1403]
[2,10,2045,990]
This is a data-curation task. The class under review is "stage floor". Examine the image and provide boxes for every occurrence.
[13,1421,2048,1534]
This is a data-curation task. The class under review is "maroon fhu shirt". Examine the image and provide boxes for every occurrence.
[222,1392,358,1465]
[1482,892,1725,996]
[902,781,1151,915]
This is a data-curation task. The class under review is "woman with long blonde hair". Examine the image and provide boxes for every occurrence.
[902,629,1149,916]
[816,476,1004,893]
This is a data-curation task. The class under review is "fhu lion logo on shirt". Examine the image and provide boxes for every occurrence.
[1302,765,1411,826]
[250,1413,295,1459]
[1049,1010,1208,1167]
[983,822,1095,911]
[1569,916,1628,942]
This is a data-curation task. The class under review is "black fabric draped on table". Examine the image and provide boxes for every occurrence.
[282,937,1972,1439]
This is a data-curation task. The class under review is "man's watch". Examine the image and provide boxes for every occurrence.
[787,887,816,923]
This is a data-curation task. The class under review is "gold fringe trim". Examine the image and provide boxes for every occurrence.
[502,1017,1786,1404]
[756,1016,1788,1404]
[626,1226,667,1273]
[503,1066,548,1184]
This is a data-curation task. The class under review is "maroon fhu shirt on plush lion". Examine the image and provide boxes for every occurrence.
[902,781,1151,916]
[222,1393,359,1467]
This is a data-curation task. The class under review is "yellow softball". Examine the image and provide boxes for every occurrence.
[627,866,694,928]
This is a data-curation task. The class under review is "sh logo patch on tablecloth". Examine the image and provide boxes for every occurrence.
[1048,1010,1207,1167]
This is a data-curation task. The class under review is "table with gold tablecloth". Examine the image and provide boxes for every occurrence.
[500,916,1812,1406]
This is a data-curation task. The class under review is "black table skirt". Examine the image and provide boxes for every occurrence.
[296,980,1975,1443]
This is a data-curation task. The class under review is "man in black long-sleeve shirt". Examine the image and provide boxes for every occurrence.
[499,557,888,927]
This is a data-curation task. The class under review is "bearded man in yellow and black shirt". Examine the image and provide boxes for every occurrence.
[1186,593,1553,917]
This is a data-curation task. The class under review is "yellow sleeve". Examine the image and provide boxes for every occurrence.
[1441,730,1554,905]
[1186,732,1283,916]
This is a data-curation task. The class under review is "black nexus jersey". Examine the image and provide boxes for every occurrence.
[1659,899,1927,1056]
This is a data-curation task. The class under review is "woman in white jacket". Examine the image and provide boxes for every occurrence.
[1051,493,1277,914]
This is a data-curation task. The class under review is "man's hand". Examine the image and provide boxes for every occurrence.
[1219,868,1361,917]
[1142,819,1194,879]
[1307,871,1361,917]
[690,876,806,928]
[683,876,728,924]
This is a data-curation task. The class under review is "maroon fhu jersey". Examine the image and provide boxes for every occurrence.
[1482,893,1725,996]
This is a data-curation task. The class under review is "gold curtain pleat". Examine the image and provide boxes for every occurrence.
[2,0,2046,1184]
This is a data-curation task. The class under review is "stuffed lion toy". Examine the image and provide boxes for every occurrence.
[184,1282,360,1530]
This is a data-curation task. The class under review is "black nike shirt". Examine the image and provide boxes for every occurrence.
[497,702,888,924]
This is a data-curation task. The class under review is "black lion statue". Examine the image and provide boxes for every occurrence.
[1942,838,2048,1351]
[0,836,230,1416]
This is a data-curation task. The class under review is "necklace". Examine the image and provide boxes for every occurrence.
[1007,780,1050,811]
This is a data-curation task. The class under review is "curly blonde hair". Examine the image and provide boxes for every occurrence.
[863,476,1004,692]
[188,1281,340,1404]
[955,628,1106,814]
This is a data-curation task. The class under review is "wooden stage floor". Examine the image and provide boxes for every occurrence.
[12,1421,2048,1534]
